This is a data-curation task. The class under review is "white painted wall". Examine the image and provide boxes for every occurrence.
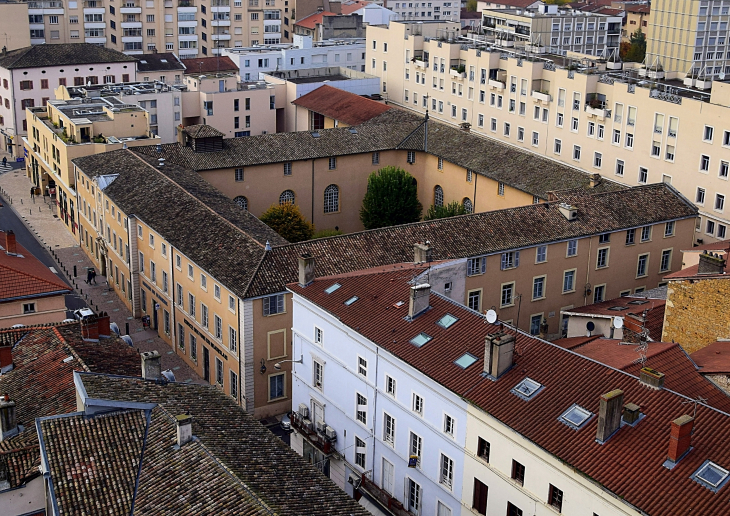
[0,475,46,516]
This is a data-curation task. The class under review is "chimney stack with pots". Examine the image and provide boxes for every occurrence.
[0,395,18,442]
[4,231,17,256]
[141,350,162,380]
[623,403,641,425]
[413,242,433,264]
[698,251,726,275]
[667,415,694,464]
[408,284,431,319]
[176,414,193,446]
[596,389,624,443]
[298,254,316,287]
[484,332,515,379]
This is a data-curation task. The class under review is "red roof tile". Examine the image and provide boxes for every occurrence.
[691,342,730,373]
[295,11,336,29]
[682,239,730,253]
[292,85,391,126]
[341,0,370,14]
[291,268,730,516]
[563,296,666,341]
[181,56,238,74]
[665,259,730,280]
[625,4,650,13]
[0,231,71,302]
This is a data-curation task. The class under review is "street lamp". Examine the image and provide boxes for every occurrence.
[274,357,303,370]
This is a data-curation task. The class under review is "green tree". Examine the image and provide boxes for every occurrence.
[360,166,422,229]
[259,202,314,243]
[466,0,477,11]
[424,201,467,220]
[624,29,646,63]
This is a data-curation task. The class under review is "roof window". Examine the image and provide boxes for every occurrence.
[160,59,168,63]
[393,301,405,308]
[693,461,730,490]
[311,131,321,138]
[344,296,359,306]
[348,128,358,134]
[324,283,341,294]
[436,313,459,329]
[608,306,629,311]
[560,404,593,429]
[454,353,478,369]
[410,332,432,347]
[627,299,648,305]
[512,377,543,400]
[140,60,147,64]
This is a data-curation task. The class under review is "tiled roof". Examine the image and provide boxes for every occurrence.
[485,0,542,7]
[248,183,697,297]
[183,124,225,138]
[136,52,185,72]
[691,341,730,373]
[75,373,371,516]
[664,258,730,280]
[0,231,71,301]
[292,85,391,126]
[181,56,239,74]
[0,44,137,70]
[681,239,730,253]
[625,4,650,13]
[0,323,141,489]
[563,296,666,341]
[72,150,286,299]
[290,267,730,516]
[295,10,336,29]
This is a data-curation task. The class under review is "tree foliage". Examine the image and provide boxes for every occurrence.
[621,29,646,63]
[424,201,467,221]
[312,228,343,239]
[360,166,422,229]
[466,0,477,11]
[259,202,314,243]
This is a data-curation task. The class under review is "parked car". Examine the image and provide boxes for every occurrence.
[72,308,95,321]
[280,413,291,431]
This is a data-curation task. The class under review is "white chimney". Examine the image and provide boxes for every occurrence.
[298,253,315,287]
[484,332,515,379]
[141,350,162,380]
[0,395,18,442]
[176,414,193,446]
[413,242,432,263]
[408,284,430,319]
[558,203,578,221]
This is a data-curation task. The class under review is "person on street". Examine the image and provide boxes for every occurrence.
[2,157,7,168]
[86,269,92,284]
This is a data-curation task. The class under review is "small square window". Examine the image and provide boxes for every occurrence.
[559,404,593,429]
[436,314,458,328]
[410,332,432,347]
[454,353,477,369]
[512,377,543,400]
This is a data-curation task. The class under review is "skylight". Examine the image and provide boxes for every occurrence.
[693,461,730,490]
[511,377,543,400]
[454,353,478,369]
[410,332,432,347]
[324,283,341,294]
[560,404,593,429]
[344,296,359,306]
[160,59,168,63]
[436,313,459,329]
[140,60,147,64]
[311,131,320,138]
[348,127,358,134]
[393,301,405,308]
[608,306,629,311]
[628,300,648,305]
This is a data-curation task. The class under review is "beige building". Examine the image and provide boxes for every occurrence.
[368,20,730,243]
[0,2,31,50]
[622,3,649,43]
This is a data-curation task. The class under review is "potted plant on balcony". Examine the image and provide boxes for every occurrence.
[683,72,697,88]
[450,64,466,78]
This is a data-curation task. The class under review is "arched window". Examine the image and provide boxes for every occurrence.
[434,185,444,207]
[279,190,295,205]
[463,197,473,214]
[324,184,339,213]
[234,196,248,210]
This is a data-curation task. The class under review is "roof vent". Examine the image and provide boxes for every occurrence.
[0,395,18,442]
[698,251,726,275]
[639,367,665,389]
[311,131,320,138]
[408,283,430,319]
[589,173,602,188]
[558,203,578,221]
[157,158,165,168]
[484,332,515,379]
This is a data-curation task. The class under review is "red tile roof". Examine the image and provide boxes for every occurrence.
[563,296,666,341]
[295,11,336,29]
[691,341,730,373]
[682,239,730,253]
[292,85,391,126]
[181,56,238,75]
[0,231,71,302]
[665,259,730,280]
[290,267,730,515]
[625,4,650,13]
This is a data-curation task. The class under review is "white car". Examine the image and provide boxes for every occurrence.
[72,308,95,321]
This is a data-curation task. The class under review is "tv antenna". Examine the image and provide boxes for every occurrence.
[681,396,708,419]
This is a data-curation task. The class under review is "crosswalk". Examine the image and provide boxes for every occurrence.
[0,162,13,172]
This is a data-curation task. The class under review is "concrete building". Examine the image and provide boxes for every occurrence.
[389,0,459,21]
[0,43,137,157]
[366,20,730,242]
[622,3,649,43]
[477,0,543,10]
[294,11,367,41]
[222,35,367,80]
[481,5,622,56]
[288,259,730,516]
[0,230,71,327]
[0,2,31,51]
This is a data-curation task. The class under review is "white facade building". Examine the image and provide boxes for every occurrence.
[389,0,460,22]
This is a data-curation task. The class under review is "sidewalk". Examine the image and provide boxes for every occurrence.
[0,168,204,385]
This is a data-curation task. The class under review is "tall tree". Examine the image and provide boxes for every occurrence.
[624,29,647,63]
[259,202,314,243]
[360,166,422,229]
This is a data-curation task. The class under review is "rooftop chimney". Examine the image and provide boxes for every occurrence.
[589,173,602,188]
[413,242,432,264]
[176,414,193,446]
[408,283,430,319]
[298,253,315,287]
[639,367,665,390]
[698,251,726,275]
[667,414,694,464]
[623,402,641,425]
[141,350,162,380]
[4,231,17,256]
[0,345,11,373]
[484,332,515,379]
[0,395,18,442]
[558,203,578,221]
[595,389,623,443]
[81,315,99,342]
[97,312,111,338]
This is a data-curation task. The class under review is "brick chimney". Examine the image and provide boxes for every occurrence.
[81,316,99,342]
[596,389,623,443]
[413,242,432,264]
[484,332,515,379]
[0,345,12,373]
[97,312,111,338]
[408,284,430,319]
[298,253,315,287]
[141,350,162,380]
[698,251,726,275]
[175,414,193,446]
[667,415,694,463]
[0,395,18,442]
[4,231,17,256]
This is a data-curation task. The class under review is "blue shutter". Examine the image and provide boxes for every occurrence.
[500,253,507,270]
[515,251,520,267]
[481,257,486,274]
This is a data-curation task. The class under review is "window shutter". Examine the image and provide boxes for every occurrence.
[277,294,284,313]
[500,253,507,270]
[263,296,270,316]
[515,251,520,267]
[481,257,486,274]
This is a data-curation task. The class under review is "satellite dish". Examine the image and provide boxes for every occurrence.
[586,321,596,332]
[613,317,624,329]
[486,309,498,324]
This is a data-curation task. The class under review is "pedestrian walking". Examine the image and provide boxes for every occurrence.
[2,157,7,168]
[85,269,92,284]
[90,269,97,285]
[30,187,34,199]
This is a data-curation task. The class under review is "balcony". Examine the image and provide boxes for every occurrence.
[290,412,336,455]
[120,4,142,13]
[531,90,551,103]
[449,67,465,79]
[584,98,610,120]
[212,32,231,40]
[488,78,505,90]
[359,474,417,516]
[211,19,231,26]
[178,0,195,5]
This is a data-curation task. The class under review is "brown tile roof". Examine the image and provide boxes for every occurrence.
[181,56,239,74]
[290,267,730,515]
[625,4,650,13]
[665,254,730,280]
[75,373,371,516]
[292,85,392,126]
[0,231,71,302]
[691,341,730,373]
[563,296,666,341]
[0,323,141,489]
[0,43,137,70]
[183,124,225,138]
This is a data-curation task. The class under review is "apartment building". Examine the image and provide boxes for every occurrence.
[222,35,366,80]
[0,43,136,157]
[389,0,459,21]
[0,2,31,50]
[367,20,730,242]
[482,5,622,56]
[288,261,730,516]
[23,96,158,236]
[622,3,649,42]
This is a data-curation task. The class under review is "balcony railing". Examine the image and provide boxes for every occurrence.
[360,474,417,516]
[178,0,195,6]
[28,0,64,7]
[290,412,336,455]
